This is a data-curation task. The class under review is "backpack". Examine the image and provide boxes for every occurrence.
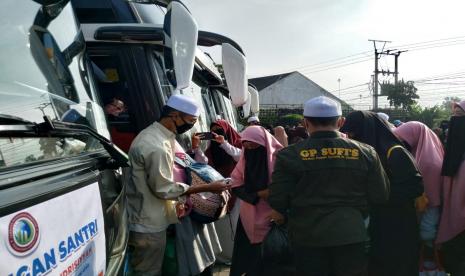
[174,155,231,224]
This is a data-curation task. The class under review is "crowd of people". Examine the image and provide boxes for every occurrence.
[125,93,465,276]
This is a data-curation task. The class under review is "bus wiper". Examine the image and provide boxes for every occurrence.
[0,114,34,124]
[0,115,129,167]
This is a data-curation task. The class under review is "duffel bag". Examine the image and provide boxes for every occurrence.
[175,155,231,223]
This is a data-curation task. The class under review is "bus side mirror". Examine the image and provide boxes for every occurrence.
[163,1,198,90]
[222,43,247,107]
[248,85,259,114]
[242,92,251,118]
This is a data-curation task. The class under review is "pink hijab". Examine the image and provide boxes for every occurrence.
[394,121,444,207]
[453,100,465,112]
[437,108,465,243]
[231,126,283,243]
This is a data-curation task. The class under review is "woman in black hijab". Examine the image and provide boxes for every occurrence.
[341,111,424,276]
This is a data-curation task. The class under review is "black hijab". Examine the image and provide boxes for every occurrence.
[442,116,465,177]
[210,139,233,168]
[243,146,269,193]
[340,111,403,164]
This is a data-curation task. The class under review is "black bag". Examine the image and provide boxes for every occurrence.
[261,223,293,265]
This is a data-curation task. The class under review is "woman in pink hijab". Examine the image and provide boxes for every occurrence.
[394,121,445,272]
[229,126,284,276]
[394,121,444,205]
[436,100,465,275]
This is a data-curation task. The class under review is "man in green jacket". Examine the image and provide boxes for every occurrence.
[268,96,390,276]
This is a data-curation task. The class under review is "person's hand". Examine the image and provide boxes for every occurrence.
[267,209,285,225]
[415,193,429,213]
[212,132,225,144]
[192,133,201,149]
[257,189,270,200]
[176,202,187,218]
[207,180,231,193]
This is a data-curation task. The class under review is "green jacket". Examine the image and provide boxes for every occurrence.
[269,131,389,247]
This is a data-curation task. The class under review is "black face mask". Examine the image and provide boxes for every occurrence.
[173,116,195,134]
[244,146,269,193]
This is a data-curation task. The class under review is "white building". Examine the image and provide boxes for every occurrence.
[249,71,351,111]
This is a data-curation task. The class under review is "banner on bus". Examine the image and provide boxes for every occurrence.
[0,183,106,276]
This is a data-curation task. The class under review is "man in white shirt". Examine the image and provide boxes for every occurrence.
[127,94,230,275]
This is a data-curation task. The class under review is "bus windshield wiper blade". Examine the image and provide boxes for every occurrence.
[0,114,34,125]
[0,115,129,167]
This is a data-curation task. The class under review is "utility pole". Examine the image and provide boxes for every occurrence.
[369,40,407,110]
[392,51,407,83]
[374,50,379,110]
[369,39,391,110]
[337,78,341,98]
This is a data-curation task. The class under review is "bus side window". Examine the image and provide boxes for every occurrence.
[88,53,136,153]
[211,91,226,120]
[151,50,173,102]
[201,87,218,126]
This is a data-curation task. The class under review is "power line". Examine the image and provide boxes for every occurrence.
[412,70,465,81]
[387,35,465,50]
[329,82,370,93]
[305,38,465,74]
[271,50,373,74]
[300,58,372,74]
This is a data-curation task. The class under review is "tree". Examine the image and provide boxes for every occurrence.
[277,114,304,127]
[25,155,37,162]
[407,96,460,128]
[409,105,444,128]
[381,80,419,111]
[441,96,461,114]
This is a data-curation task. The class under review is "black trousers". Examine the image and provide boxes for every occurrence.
[230,219,264,276]
[293,242,367,276]
[442,230,465,276]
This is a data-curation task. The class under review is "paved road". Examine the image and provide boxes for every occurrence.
[212,264,230,276]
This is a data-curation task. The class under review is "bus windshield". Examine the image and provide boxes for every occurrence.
[0,1,110,168]
[0,1,103,129]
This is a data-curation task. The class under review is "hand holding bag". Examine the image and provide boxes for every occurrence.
[175,155,231,223]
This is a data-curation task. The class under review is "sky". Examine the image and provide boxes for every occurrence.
[185,0,465,108]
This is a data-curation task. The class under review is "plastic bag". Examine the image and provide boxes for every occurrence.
[261,223,293,265]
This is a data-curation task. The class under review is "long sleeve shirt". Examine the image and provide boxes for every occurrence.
[127,122,190,233]
[193,141,242,163]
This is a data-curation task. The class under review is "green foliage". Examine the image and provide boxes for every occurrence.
[277,114,304,127]
[408,96,461,128]
[257,114,279,126]
[240,113,278,127]
[409,105,447,128]
[381,80,419,111]
[25,155,37,162]
[441,96,462,114]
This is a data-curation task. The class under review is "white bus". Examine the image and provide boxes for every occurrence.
[0,0,250,274]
